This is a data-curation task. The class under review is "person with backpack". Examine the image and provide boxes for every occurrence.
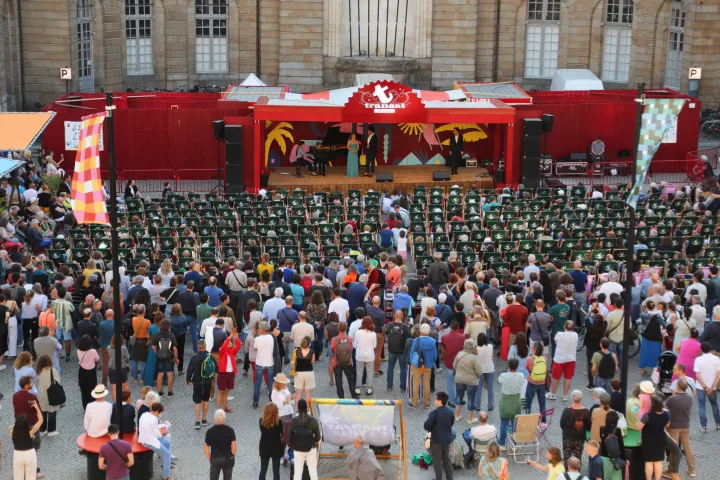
[525,341,548,422]
[599,410,626,472]
[559,390,590,470]
[409,323,438,409]
[584,313,607,390]
[330,321,357,399]
[591,338,617,394]
[287,399,322,480]
[186,339,216,429]
[151,319,179,398]
[386,310,410,392]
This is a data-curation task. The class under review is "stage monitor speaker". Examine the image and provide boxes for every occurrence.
[523,137,541,159]
[542,114,554,134]
[225,124,243,144]
[226,142,243,167]
[226,164,244,193]
[376,172,393,182]
[570,152,587,162]
[523,118,543,138]
[213,120,225,140]
[433,171,451,181]
[523,177,541,189]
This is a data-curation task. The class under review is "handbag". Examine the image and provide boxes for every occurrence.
[46,369,66,407]
[290,348,297,377]
[424,432,432,449]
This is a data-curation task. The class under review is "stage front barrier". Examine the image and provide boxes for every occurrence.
[309,398,407,480]
[175,168,225,193]
[118,169,175,196]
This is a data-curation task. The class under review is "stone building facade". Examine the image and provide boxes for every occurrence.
[0,0,718,111]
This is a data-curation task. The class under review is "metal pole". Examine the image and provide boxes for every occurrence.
[384,0,389,57]
[620,82,645,414]
[401,0,409,57]
[105,92,123,432]
[256,0,261,75]
[367,0,370,58]
[375,0,380,56]
[348,0,353,56]
[393,0,400,56]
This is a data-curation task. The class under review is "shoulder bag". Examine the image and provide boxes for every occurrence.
[46,369,66,407]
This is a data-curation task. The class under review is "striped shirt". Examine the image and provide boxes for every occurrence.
[54,298,75,331]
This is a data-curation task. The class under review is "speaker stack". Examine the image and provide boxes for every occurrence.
[225,125,244,193]
[522,118,542,188]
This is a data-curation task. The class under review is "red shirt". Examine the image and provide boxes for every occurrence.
[387,218,397,229]
[366,268,380,291]
[504,304,529,335]
[13,390,39,425]
[218,336,242,374]
[441,329,466,369]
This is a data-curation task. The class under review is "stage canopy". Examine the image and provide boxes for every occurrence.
[0,159,26,177]
[0,112,56,151]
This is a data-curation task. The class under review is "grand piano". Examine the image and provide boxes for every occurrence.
[310,126,351,175]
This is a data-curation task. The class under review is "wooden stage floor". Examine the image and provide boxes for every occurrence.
[266,165,494,194]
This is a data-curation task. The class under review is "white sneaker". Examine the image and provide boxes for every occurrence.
[499,446,506,452]
[436,367,444,373]
[47,431,59,438]
[0,364,7,370]
[545,393,557,400]
[227,396,234,401]
[455,415,461,422]
[467,417,479,424]
[562,396,569,402]
[40,431,47,437]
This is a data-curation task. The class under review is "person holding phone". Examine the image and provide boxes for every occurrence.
[217,329,242,413]
[11,399,43,480]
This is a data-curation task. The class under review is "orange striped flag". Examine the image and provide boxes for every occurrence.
[70,112,109,225]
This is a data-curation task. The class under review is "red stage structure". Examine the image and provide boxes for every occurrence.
[41,82,700,192]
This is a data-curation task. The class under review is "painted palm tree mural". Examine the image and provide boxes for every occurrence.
[265,121,294,167]
[436,123,488,144]
[394,122,488,165]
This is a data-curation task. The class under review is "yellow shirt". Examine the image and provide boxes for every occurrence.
[82,268,102,287]
[257,262,274,279]
[548,462,565,480]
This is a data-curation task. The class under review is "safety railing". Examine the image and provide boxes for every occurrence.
[117,169,175,197]
[174,169,225,193]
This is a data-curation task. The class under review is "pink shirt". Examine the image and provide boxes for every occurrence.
[677,338,702,381]
[638,393,652,420]
[78,349,99,370]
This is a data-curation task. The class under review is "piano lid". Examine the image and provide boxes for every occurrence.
[317,126,351,149]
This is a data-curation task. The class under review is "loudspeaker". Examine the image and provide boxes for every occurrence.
[570,152,587,162]
[522,156,540,179]
[225,124,243,144]
[523,137,541,159]
[376,172,393,182]
[542,114,554,134]
[226,143,243,166]
[523,177,541,189]
[213,120,225,140]
[226,164,244,193]
[433,171,451,181]
[495,168,505,183]
[523,118,543,137]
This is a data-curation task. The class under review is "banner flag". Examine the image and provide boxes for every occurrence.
[70,113,109,225]
[316,400,396,447]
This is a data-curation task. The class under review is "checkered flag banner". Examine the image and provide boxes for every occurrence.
[626,98,687,209]
[70,112,109,225]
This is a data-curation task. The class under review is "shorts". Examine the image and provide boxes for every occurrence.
[217,371,236,391]
[56,327,69,342]
[193,383,211,404]
[108,368,128,385]
[294,371,316,390]
[551,361,576,380]
[156,361,175,374]
[326,345,334,357]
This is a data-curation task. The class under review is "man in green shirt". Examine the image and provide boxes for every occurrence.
[548,290,571,365]
[196,293,212,338]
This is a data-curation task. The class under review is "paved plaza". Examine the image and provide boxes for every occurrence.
[0,342,713,480]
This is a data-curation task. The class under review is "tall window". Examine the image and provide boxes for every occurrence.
[525,0,561,78]
[602,0,633,83]
[195,0,228,73]
[664,1,685,90]
[77,0,93,93]
[126,0,153,75]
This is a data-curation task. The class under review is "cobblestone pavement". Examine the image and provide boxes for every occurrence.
[0,342,711,480]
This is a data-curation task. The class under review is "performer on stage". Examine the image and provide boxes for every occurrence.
[346,133,360,178]
[449,127,464,175]
[294,141,315,177]
[364,126,377,177]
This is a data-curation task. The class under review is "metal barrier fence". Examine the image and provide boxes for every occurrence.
[174,168,224,193]
[118,169,175,197]
[688,147,719,168]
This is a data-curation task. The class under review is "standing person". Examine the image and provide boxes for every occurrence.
[525,341,548,421]
[363,292,386,376]
[252,322,276,408]
[168,304,188,375]
[549,321,578,401]
[130,306,151,383]
[504,295,529,347]
[527,446,565,480]
[110,389,136,435]
[527,299,552,346]
[346,133,360,178]
[11,402,43,480]
[217,330,241,413]
[559,390,590,468]
[423,391,455,480]
[107,335,130,403]
[585,312,607,389]
[21,290,40,357]
[204,409,237,480]
[35,354,60,437]
[474,333,495,412]
[151,319,179,397]
[143,312,163,387]
[606,298,625,360]
[307,290,327,361]
[98,310,115,385]
[287,399,322,480]
[364,126,377,177]
[187,339,216,428]
[549,291,571,363]
[33,326,62,374]
[259,402,285,480]
[453,339,482,423]
[77,335,100,410]
[386,310,411,392]
[448,127,464,176]
[354,316,377,396]
[497,358,525,448]
[330,322,357,399]
[591,338,617,394]
[439,320,464,405]
[585,441,604,480]
[639,302,666,376]
[3,291,20,360]
[138,403,175,480]
[278,296,299,358]
[98,424,134,480]
[293,336,316,409]
[409,324,437,408]
[507,332,530,378]
[694,341,720,431]
[637,395,671,480]
[675,329,701,381]
[665,378,696,477]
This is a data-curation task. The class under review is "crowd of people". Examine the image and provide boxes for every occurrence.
[3,162,720,480]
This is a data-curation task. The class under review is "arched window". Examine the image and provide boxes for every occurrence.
[664,1,685,90]
[602,0,633,83]
[195,0,228,73]
[125,0,153,75]
[77,0,94,92]
[524,0,561,78]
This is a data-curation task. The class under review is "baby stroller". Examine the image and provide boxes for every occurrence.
[655,350,677,397]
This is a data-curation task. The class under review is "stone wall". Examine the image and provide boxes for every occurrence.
[278,0,324,91]
[431,0,477,88]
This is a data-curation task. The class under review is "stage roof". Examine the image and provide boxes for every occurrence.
[0,112,56,151]
[455,81,533,105]
[220,85,289,102]
[279,86,466,106]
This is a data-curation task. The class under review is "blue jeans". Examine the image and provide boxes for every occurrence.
[525,382,547,422]
[456,383,479,412]
[609,340,623,364]
[143,436,172,478]
[697,389,720,429]
[254,365,274,404]
[386,353,407,390]
[594,376,613,395]
[706,299,718,321]
[475,372,495,411]
[185,316,198,353]
[445,368,456,406]
[130,360,145,381]
[497,418,514,446]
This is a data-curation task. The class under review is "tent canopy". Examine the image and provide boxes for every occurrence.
[240,73,267,87]
[0,112,56,151]
[0,159,26,178]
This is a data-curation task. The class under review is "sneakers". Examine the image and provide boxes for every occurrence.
[374,372,382,377]
[499,445,506,452]
[700,426,708,432]
[355,388,361,396]
[242,371,248,377]
[436,367,444,373]
[562,396,569,402]
[209,396,215,402]
[47,431,59,438]
[454,415,461,422]
[407,402,416,409]
[158,391,164,397]
[0,364,6,370]
[585,386,594,392]
[65,355,71,363]
[252,403,259,409]
[224,408,233,413]
[366,388,373,395]
[195,422,201,430]
[40,431,48,437]
[201,419,208,427]
[227,396,235,401]
[387,386,392,392]
[167,392,174,398]
[716,424,720,431]
[467,417,478,424]
[688,470,696,477]
[545,393,557,400]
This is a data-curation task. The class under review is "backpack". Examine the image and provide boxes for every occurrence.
[290,418,315,452]
[387,323,405,354]
[375,269,387,290]
[598,351,616,379]
[157,336,174,361]
[410,338,425,368]
[604,430,622,459]
[201,354,216,379]
[529,356,547,383]
[300,276,313,295]
[571,408,586,431]
[335,338,352,367]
